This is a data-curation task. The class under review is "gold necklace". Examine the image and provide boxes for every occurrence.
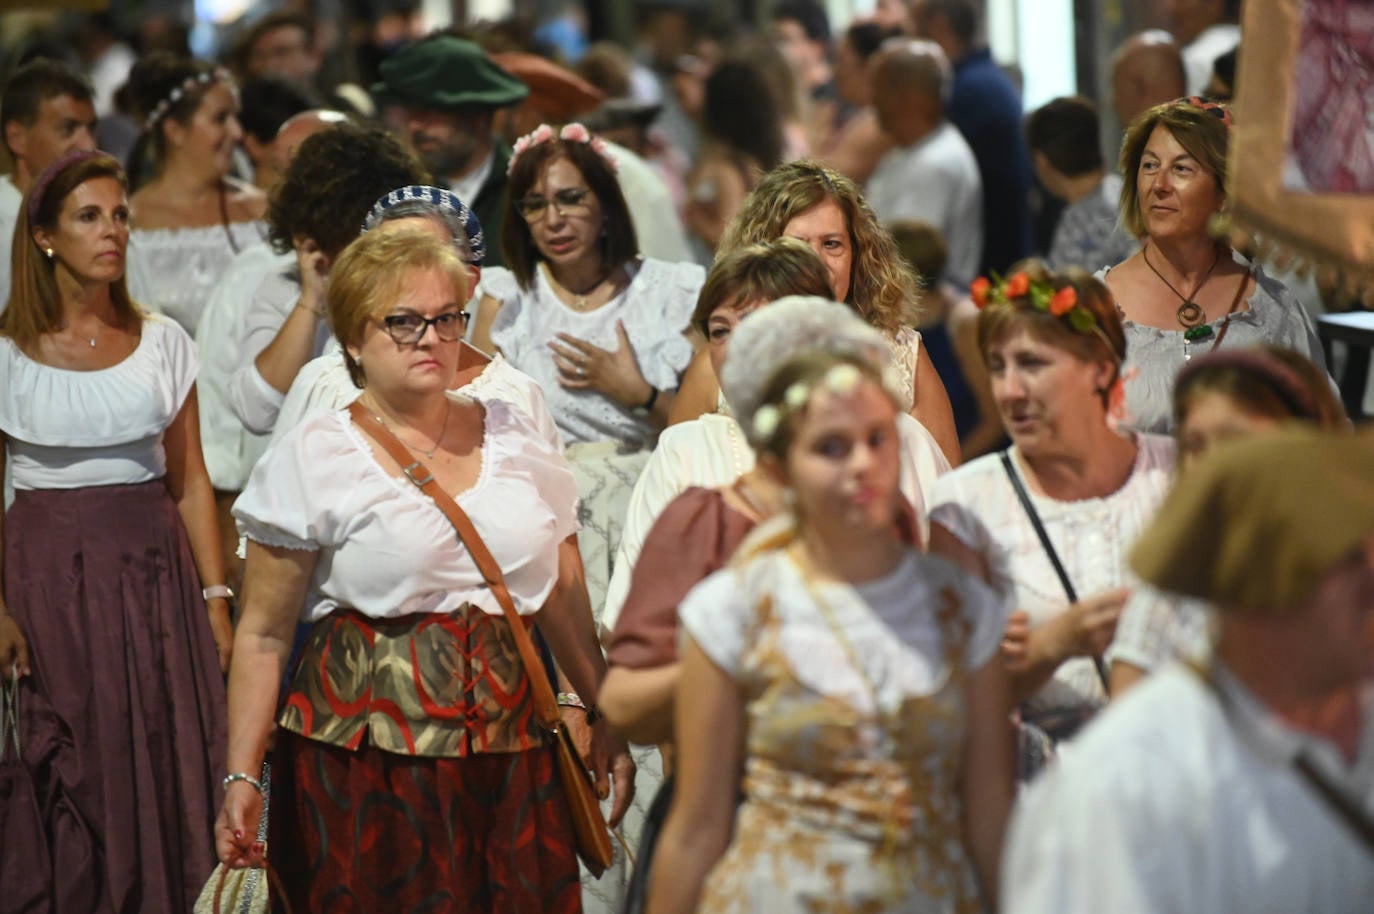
[550,264,613,311]
[366,398,451,460]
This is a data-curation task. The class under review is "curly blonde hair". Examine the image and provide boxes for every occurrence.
[716,159,920,335]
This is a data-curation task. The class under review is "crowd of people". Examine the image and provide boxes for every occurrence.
[0,0,1370,913]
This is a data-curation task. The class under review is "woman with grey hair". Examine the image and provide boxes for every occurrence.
[643,297,1013,913]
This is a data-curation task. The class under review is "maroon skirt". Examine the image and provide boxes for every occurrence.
[270,731,582,913]
[5,481,227,914]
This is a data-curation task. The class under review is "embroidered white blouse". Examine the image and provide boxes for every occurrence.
[234,396,578,622]
[928,435,1175,715]
[480,257,704,447]
[0,315,197,490]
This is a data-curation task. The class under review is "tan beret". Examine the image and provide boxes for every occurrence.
[1131,426,1374,612]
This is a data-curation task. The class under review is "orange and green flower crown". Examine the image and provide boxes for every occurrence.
[971,271,1118,358]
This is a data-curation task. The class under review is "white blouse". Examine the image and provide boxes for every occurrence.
[234,396,579,622]
[127,221,267,336]
[481,257,704,447]
[681,546,1007,714]
[227,263,333,436]
[196,242,293,490]
[601,410,952,634]
[269,346,563,455]
[928,435,1175,715]
[0,316,197,490]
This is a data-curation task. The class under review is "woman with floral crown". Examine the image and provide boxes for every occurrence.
[928,260,1175,769]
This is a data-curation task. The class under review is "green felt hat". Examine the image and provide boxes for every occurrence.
[372,36,529,110]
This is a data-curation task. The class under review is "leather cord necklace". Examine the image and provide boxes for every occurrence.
[1142,243,1220,330]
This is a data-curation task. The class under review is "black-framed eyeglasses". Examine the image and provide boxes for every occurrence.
[516,187,593,222]
[380,310,469,344]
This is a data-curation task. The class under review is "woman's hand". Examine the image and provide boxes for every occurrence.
[549,320,653,410]
[564,706,637,827]
[214,780,265,869]
[1048,587,1130,660]
[1001,610,1031,672]
[294,237,330,315]
[207,597,234,674]
[0,612,30,677]
[597,722,637,829]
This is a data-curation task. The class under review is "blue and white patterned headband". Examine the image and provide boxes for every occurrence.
[361,185,486,267]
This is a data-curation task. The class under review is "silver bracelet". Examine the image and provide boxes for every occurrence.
[223,771,265,795]
[203,584,235,602]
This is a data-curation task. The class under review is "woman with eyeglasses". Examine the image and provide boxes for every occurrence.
[471,123,704,620]
[216,227,627,911]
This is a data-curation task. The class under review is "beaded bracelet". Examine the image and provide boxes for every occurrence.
[223,772,265,795]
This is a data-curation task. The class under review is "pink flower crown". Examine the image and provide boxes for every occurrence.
[507,122,619,175]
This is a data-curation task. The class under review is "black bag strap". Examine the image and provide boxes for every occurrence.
[1187,659,1374,858]
[999,450,1110,690]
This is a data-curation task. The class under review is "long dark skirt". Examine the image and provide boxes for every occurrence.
[5,481,227,913]
[270,731,583,914]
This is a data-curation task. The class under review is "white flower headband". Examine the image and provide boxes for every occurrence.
[507,122,619,175]
[144,67,233,131]
[751,362,875,442]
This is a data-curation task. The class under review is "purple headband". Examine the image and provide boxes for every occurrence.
[1175,348,1322,421]
[27,149,113,229]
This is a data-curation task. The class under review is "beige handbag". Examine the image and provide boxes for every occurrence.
[193,763,279,914]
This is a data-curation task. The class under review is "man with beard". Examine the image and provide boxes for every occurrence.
[372,34,527,267]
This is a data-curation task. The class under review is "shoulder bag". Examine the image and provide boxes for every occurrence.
[348,401,614,876]
[1000,450,1111,690]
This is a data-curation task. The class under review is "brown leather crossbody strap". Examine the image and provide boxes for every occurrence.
[348,402,563,729]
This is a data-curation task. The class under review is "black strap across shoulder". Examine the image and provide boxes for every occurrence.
[999,450,1110,690]
[1188,660,1374,858]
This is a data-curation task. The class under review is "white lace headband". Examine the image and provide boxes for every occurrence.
[144,67,233,131]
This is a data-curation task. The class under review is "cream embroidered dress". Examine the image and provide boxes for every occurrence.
[679,544,1007,913]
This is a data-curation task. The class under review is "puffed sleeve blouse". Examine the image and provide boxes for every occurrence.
[481,256,704,447]
[233,394,579,622]
[0,315,198,490]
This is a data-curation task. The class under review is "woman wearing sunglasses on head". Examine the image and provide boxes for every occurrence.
[470,123,705,617]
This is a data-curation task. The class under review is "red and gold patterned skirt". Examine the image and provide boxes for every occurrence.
[268,607,581,913]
